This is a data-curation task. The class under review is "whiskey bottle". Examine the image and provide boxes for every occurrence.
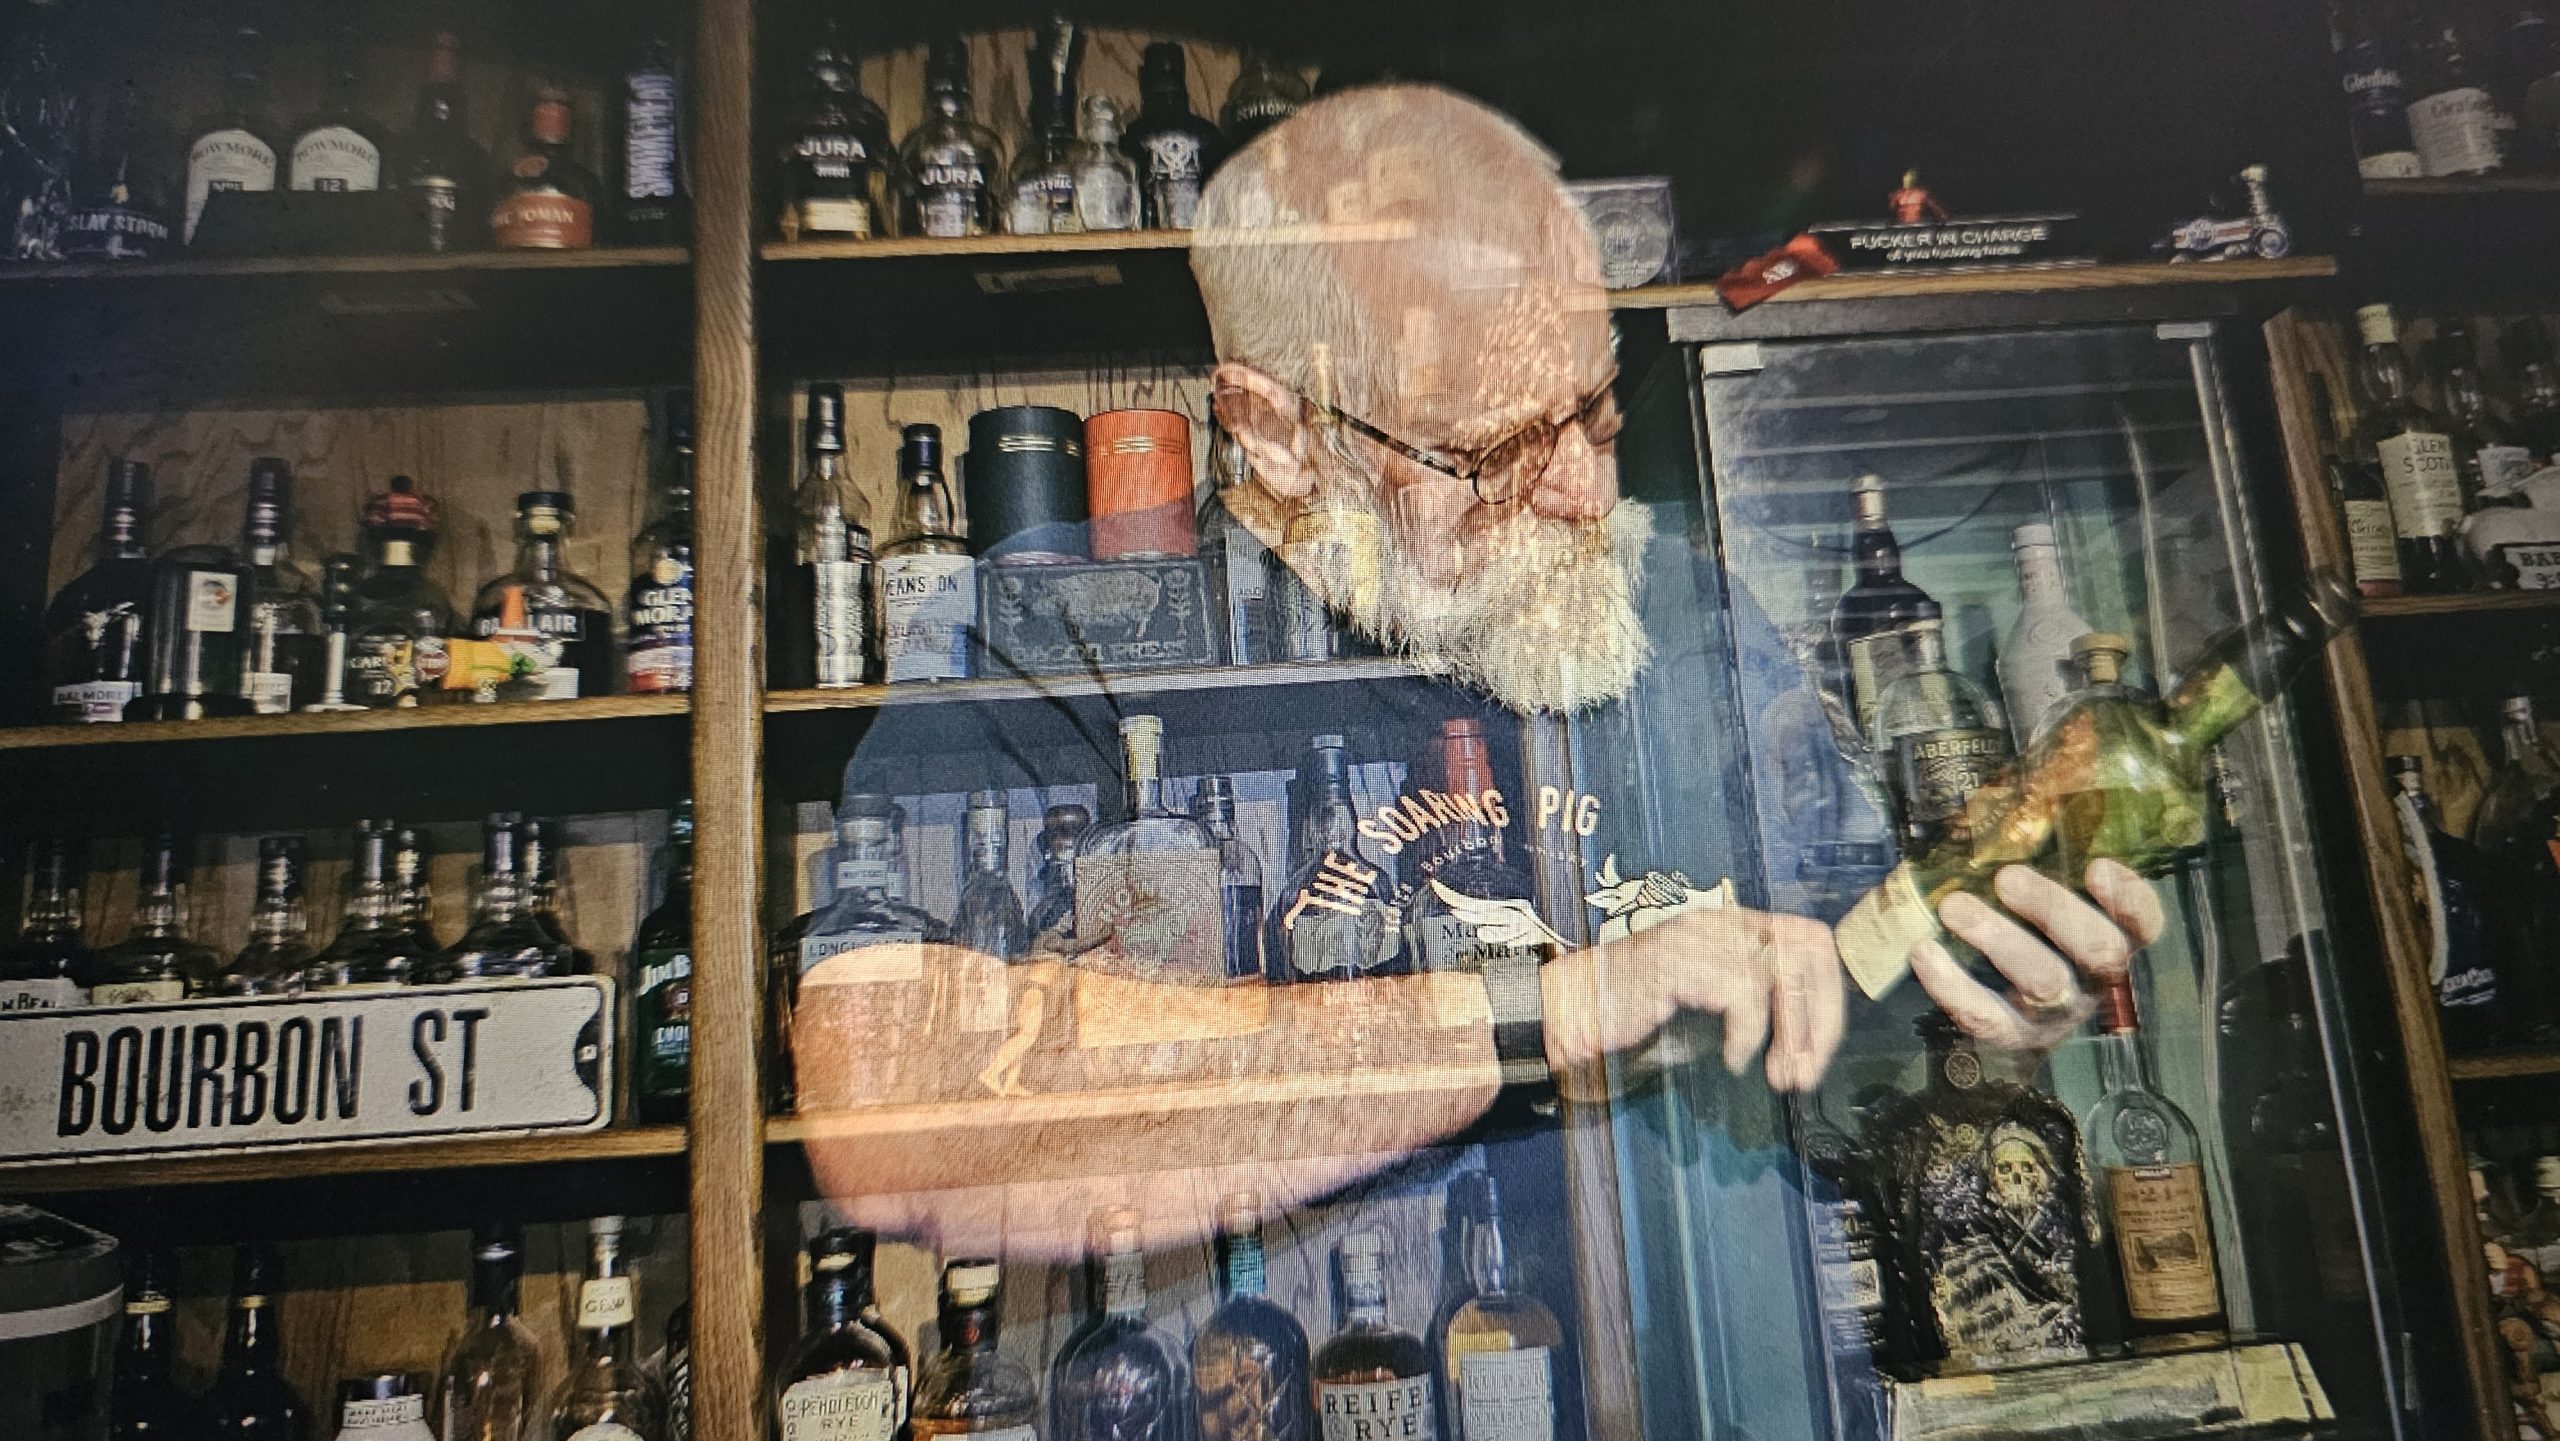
[2329,0,2423,178]
[878,424,974,683]
[2390,753,2511,1053]
[911,1260,1038,1438]
[287,20,385,198]
[1403,718,1538,975]
[1833,578,2357,999]
[183,27,280,245]
[93,832,221,1003]
[521,817,593,971]
[776,383,874,690]
[951,790,1027,960]
[208,1243,309,1440]
[2308,371,2404,598]
[469,490,618,700]
[1193,1192,1311,1441]
[2408,16,2508,176]
[3,0,77,261]
[1026,802,1091,954]
[0,837,90,1007]
[775,1230,904,1441]
[1199,423,1274,664]
[664,1304,691,1441]
[1075,716,1228,981]
[1796,1092,1915,1386]
[1050,1207,1186,1441]
[436,1221,545,1441]
[335,1375,434,1440]
[219,836,314,996]
[2470,696,2560,1035]
[1995,523,2093,747]
[898,39,1003,239]
[777,792,946,1098]
[2434,323,2537,506]
[777,19,894,242]
[2354,304,2466,592]
[633,802,694,1126]
[306,553,366,711]
[111,1250,214,1440]
[1831,474,1943,739]
[547,1217,662,1441]
[42,459,152,722]
[1006,19,1082,235]
[1124,43,1222,229]
[419,814,579,982]
[1068,96,1139,233]
[130,534,254,721]
[1314,1232,1435,1441]
[2085,980,2229,1343]
[1219,48,1308,148]
[1193,776,1268,980]
[397,34,488,252]
[1269,733,1402,982]
[627,391,697,695]
[242,457,324,714]
[393,826,444,956]
[491,90,598,250]
[1443,1175,1565,1441]
[347,477,456,709]
[303,822,428,990]
[615,36,686,245]
[64,78,173,260]
[1869,618,2012,850]
[2509,321,2560,463]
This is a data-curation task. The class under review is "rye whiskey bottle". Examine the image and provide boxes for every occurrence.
[42,460,153,723]
[1193,1192,1310,1441]
[775,1230,905,1441]
[1314,1233,1435,1441]
[0,837,89,1007]
[1050,1208,1185,1441]
[491,90,597,250]
[1442,1175,1565,1441]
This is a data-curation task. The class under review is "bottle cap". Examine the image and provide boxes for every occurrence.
[427,32,461,84]
[472,1219,524,1263]
[1041,802,1091,832]
[806,384,847,451]
[944,1258,1001,1305]
[1120,714,1165,775]
[967,788,1005,811]
[105,459,152,508]
[809,1227,874,1272]
[926,35,971,93]
[2010,521,2055,550]
[2356,304,2398,347]
[257,834,303,884]
[518,489,573,520]
[337,1373,424,1405]
[2505,695,2538,724]
[1194,774,1235,804]
[1090,1205,1144,1254]
[845,792,893,820]
[900,423,944,476]
[1219,1191,1264,1232]
[2538,1157,2560,1190]
[1339,1230,1384,1267]
[1142,41,1188,91]
[365,475,439,533]
[588,1214,625,1239]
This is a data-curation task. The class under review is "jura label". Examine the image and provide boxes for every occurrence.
[184,128,278,241]
[813,558,869,685]
[880,553,974,682]
[2409,86,2503,175]
[2107,1162,2221,1321]
[1318,1375,1435,1441]
[577,1276,636,1330]
[54,680,137,723]
[0,980,85,1011]
[2343,498,2403,583]
[290,126,381,192]
[92,980,185,1006]
[623,70,680,199]
[2377,430,2462,536]
[186,571,239,633]
[1457,1347,1555,1441]
[779,1369,898,1441]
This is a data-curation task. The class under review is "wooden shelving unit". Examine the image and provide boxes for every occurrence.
[0,694,689,752]
[2448,1051,2560,1082]
[2362,589,2560,619]
[0,1124,690,1195]
[2365,175,2560,199]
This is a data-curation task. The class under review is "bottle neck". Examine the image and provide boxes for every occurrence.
[2362,343,2418,409]
[2446,363,2495,425]
[1311,785,1359,859]
[221,1290,282,1374]
[964,814,1007,878]
[807,1268,866,1331]
[20,874,80,939]
[939,1300,1000,1352]
[2014,544,2065,603]
[120,1298,176,1380]
[2164,582,2352,757]
[471,1254,523,1322]
[1341,1263,1388,1326]
[102,498,147,560]
[514,530,565,580]
[1098,1246,1149,1319]
[1217,1226,1268,1300]
[127,881,181,939]
[2096,984,2149,1093]
[2506,711,2543,763]
[1464,1215,1511,1300]
[247,883,305,944]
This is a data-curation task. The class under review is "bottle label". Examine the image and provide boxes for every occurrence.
[53,680,138,723]
[914,161,988,238]
[1420,912,1527,973]
[2500,542,2560,589]
[1845,629,1916,737]
[880,552,975,683]
[577,1276,637,1330]
[1892,726,2013,831]
[1458,1347,1556,1441]
[791,195,874,238]
[1814,1194,1888,1347]
[2357,150,2425,179]
[2409,87,2503,175]
[666,1345,692,1441]
[778,1369,899,1441]
[92,979,186,1006]
[2479,444,2538,498]
[491,189,594,249]
[0,979,84,1010]
[187,571,240,633]
[184,128,278,242]
[627,562,696,693]
[799,931,925,979]
[1074,847,1225,982]
[63,199,170,259]
[2343,498,2404,584]
[247,670,295,715]
[624,69,681,200]
[290,125,382,192]
[1142,132,1204,227]
[2106,1162,2221,1321]
[814,558,869,686]
[1317,1376,1436,1441]
[1074,164,1138,231]
[2376,430,2463,537]
[833,858,900,894]
[338,1394,430,1432]
[348,635,418,707]
[563,1427,647,1441]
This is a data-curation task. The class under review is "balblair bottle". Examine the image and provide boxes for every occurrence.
[898,38,1003,239]
[468,490,617,700]
[42,460,153,723]
[774,1229,905,1440]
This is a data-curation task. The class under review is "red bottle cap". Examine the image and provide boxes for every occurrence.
[532,89,573,145]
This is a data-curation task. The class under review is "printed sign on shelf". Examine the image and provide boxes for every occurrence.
[0,977,611,1165]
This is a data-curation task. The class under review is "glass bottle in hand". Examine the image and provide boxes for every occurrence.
[43,459,154,723]
[469,490,617,700]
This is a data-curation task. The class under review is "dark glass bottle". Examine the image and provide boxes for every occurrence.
[241,457,323,715]
[396,33,488,252]
[305,553,367,711]
[2508,319,2560,464]
[285,21,384,198]
[1798,1092,1917,1392]
[490,89,597,250]
[2085,981,2229,1346]
[2328,0,2423,178]
[209,1244,308,1440]
[2,0,78,261]
[303,821,427,990]
[774,1230,906,1439]
[2433,323,2537,507]
[111,1250,213,1441]
[897,38,1003,239]
[627,389,697,695]
[2354,304,2466,593]
[1193,777,1267,980]
[2408,14,2507,176]
[2391,753,2521,1052]
[467,490,617,700]
[419,814,579,982]
[0,837,90,1007]
[92,832,222,1003]
[773,382,874,690]
[347,476,456,709]
[912,1260,1039,1437]
[1123,43,1222,229]
[43,460,154,723]
[777,19,895,241]
[1268,733,1403,983]
[664,1301,692,1441]
[1403,718,1538,974]
[1312,1232,1434,1441]
[1026,802,1091,955]
[1830,473,1943,741]
[1051,1206,1186,1441]
[181,27,280,247]
[633,801,694,1125]
[129,534,254,721]
[220,835,314,996]
[1219,48,1308,149]
[392,826,442,957]
[64,79,173,260]
[519,817,591,971]
[2230,946,2369,1347]
[616,35,686,244]
[1193,1192,1312,1441]
[2307,371,2403,598]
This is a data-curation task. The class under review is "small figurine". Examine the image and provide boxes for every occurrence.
[1888,169,1949,225]
[2159,164,2293,261]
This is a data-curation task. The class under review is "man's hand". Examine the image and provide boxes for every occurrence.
[1541,904,1846,1093]
[1910,859,2166,1051]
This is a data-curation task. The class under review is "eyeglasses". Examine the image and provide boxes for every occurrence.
[1313,375,1623,505]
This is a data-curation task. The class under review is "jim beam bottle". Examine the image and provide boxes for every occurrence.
[2085,979,2229,1343]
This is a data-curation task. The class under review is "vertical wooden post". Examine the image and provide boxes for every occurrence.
[688,0,768,1432]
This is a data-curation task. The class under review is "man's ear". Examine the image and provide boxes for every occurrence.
[1210,362,1315,500]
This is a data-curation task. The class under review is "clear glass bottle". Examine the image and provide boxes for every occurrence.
[1442,1175,1565,1441]
[1075,716,1228,981]
[1403,718,1537,975]
[0,837,90,1007]
[2434,323,2537,506]
[220,835,313,996]
[394,825,444,957]
[436,1221,545,1441]
[1026,802,1092,955]
[2,0,78,261]
[1830,473,1944,740]
[778,793,947,1101]
[547,1217,661,1441]
[490,89,598,250]
[348,476,457,709]
[628,390,697,695]
[1314,1232,1435,1441]
[287,21,385,197]
[1192,1192,1311,1441]
[775,382,874,690]
[633,801,694,1127]
[92,832,222,1003]
[1124,43,1221,229]
[520,817,591,970]
[615,35,686,245]
[898,38,1003,239]
[1006,18,1082,235]
[1268,733,1401,982]
[1199,422,1274,665]
[1050,1207,1186,1441]
[65,78,173,260]
[775,1230,905,1441]
[878,424,973,683]
[2510,320,2560,463]
[182,27,280,246]
[2408,15,2508,176]
[42,459,153,723]
[912,1260,1038,1438]
[777,18,894,242]
[1192,776,1267,981]
[1869,617,2012,851]
[1996,523,2093,747]
[397,33,489,252]
[1219,48,1309,149]
[468,490,618,701]
[1068,95,1139,232]
[951,790,1027,960]
[208,1243,308,1441]
[2475,695,2560,856]
[242,456,324,714]
[303,821,430,990]
[111,1250,214,1439]
[2084,980,2230,1342]
[419,814,579,982]
[2354,304,2466,593]
[2389,753,2517,1053]
[336,1375,436,1440]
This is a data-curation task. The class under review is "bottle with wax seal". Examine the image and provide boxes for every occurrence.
[491,88,597,249]
[965,404,1086,565]
[1087,409,1197,560]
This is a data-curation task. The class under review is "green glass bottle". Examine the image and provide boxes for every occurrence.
[633,801,694,1125]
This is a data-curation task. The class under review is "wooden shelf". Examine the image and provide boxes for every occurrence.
[2360,590,2560,619]
[2449,1050,2560,1081]
[0,246,689,286]
[0,694,688,753]
[2365,176,2560,199]
[762,233,1193,265]
[764,656,1424,715]
[1621,256,2336,309]
[0,1124,688,1194]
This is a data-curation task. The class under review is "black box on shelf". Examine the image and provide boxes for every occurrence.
[978,558,1219,677]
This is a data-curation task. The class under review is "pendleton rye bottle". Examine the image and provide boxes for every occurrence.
[775,1230,905,1441]
[1194,1192,1311,1441]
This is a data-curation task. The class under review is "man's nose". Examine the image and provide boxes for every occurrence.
[1527,419,1618,522]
